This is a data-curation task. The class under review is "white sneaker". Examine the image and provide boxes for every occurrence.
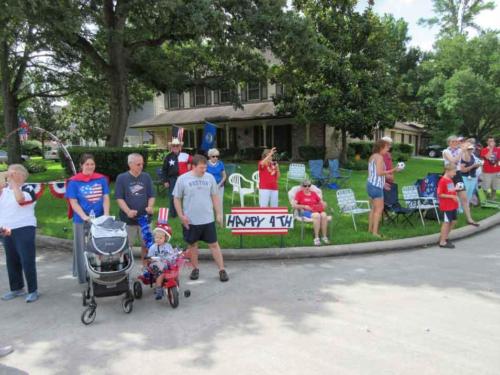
[0,345,13,357]
[313,238,321,246]
[321,237,330,245]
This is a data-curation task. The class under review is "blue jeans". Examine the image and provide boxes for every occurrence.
[1,226,38,293]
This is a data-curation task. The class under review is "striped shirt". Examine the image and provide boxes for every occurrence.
[443,147,462,170]
[368,157,385,188]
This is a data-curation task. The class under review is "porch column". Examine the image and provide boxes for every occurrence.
[225,123,230,149]
[193,126,198,149]
[262,122,267,147]
[271,124,275,147]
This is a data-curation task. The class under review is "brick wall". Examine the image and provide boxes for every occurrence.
[291,123,325,160]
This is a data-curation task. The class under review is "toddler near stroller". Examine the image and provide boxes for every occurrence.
[81,216,134,325]
[134,223,190,308]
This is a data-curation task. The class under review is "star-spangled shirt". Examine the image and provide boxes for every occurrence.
[66,177,110,223]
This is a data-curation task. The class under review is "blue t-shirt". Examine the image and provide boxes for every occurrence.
[207,161,225,184]
[66,177,110,223]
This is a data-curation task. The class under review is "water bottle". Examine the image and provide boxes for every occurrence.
[89,209,96,222]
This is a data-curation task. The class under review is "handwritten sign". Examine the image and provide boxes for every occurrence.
[226,207,293,235]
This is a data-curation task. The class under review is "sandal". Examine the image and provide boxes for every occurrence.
[190,268,199,280]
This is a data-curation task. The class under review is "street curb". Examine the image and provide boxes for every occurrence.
[36,212,500,260]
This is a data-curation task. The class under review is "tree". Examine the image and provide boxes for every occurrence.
[272,1,412,162]
[418,0,496,36]
[418,32,500,142]
[31,0,291,147]
[0,0,70,163]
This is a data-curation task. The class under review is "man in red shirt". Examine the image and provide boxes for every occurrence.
[437,164,459,248]
[381,136,394,190]
[480,137,500,200]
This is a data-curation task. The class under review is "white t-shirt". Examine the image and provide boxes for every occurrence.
[0,185,37,230]
[443,147,462,170]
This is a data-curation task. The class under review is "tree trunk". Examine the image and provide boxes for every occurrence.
[340,128,348,165]
[1,41,22,164]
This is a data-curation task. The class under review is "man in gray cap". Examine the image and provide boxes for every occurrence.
[381,136,394,190]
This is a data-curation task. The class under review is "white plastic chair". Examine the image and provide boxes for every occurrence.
[251,171,259,189]
[288,185,332,242]
[335,189,371,231]
[228,173,256,207]
[402,185,440,226]
[286,163,308,190]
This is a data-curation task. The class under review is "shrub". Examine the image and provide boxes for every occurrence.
[344,159,368,170]
[347,142,373,159]
[60,147,149,180]
[23,160,47,174]
[239,147,263,160]
[392,143,414,155]
[21,140,43,156]
[392,151,410,162]
[298,145,325,160]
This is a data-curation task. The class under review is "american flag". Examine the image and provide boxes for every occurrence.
[82,183,103,203]
[158,207,169,224]
[172,126,184,142]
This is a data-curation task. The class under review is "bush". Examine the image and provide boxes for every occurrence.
[21,140,43,156]
[60,147,149,180]
[344,159,368,170]
[347,142,373,159]
[298,145,325,160]
[239,147,263,161]
[392,151,410,162]
[23,160,47,174]
[392,143,414,155]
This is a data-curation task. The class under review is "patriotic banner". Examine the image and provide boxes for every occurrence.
[48,181,67,199]
[200,122,217,151]
[226,207,293,235]
[158,207,169,224]
[23,183,45,200]
[172,126,184,142]
[18,117,30,142]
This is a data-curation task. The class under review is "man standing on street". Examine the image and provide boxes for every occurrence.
[115,153,155,262]
[173,154,228,282]
[162,138,192,218]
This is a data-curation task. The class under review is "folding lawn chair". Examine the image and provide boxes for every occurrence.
[308,160,328,187]
[328,159,352,188]
[286,163,308,190]
[335,189,371,231]
[383,183,417,226]
[402,185,440,226]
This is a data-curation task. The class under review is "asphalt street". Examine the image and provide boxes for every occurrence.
[1,226,499,375]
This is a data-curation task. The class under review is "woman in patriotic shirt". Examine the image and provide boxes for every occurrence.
[66,154,110,284]
[0,164,39,303]
[258,147,281,207]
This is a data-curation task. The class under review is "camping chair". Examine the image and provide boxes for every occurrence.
[327,159,352,188]
[286,163,308,190]
[288,185,333,243]
[308,160,328,187]
[335,189,371,231]
[154,167,166,195]
[228,173,256,207]
[402,185,440,226]
[383,183,417,226]
[477,189,500,209]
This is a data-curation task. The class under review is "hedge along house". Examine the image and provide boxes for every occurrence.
[128,80,326,160]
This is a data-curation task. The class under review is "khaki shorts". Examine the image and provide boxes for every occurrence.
[126,225,145,248]
[481,173,500,191]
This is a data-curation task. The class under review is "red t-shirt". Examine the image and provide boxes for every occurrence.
[480,147,500,173]
[383,152,394,183]
[178,152,193,176]
[294,190,324,212]
[437,176,459,211]
[258,161,279,190]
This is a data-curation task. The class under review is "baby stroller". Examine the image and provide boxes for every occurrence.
[81,216,134,325]
[133,248,191,308]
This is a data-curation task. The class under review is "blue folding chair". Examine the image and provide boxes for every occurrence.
[308,160,328,187]
[328,159,352,188]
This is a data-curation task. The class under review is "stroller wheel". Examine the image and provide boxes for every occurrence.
[167,287,179,308]
[81,307,96,325]
[122,298,133,314]
[133,281,143,299]
[184,289,191,298]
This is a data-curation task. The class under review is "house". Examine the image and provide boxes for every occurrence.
[374,122,429,155]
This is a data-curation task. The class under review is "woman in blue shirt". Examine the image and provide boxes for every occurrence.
[206,148,227,213]
[65,154,110,284]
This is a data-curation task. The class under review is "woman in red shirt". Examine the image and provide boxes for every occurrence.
[258,147,280,207]
[293,180,329,246]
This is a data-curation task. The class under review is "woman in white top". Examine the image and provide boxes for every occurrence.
[442,135,479,226]
[367,140,401,237]
[0,164,39,303]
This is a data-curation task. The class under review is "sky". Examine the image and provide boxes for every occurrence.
[356,0,500,51]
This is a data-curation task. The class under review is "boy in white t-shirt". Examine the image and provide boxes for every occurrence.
[145,224,178,300]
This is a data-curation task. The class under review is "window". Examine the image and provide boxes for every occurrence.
[241,81,268,102]
[214,88,235,104]
[390,131,395,141]
[164,91,183,109]
[275,83,286,97]
[190,87,212,107]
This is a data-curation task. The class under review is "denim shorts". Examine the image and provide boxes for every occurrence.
[367,182,384,199]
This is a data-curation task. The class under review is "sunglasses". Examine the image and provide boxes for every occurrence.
[303,184,311,188]
[211,155,219,158]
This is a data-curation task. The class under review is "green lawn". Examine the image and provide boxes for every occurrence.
[27,157,498,248]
